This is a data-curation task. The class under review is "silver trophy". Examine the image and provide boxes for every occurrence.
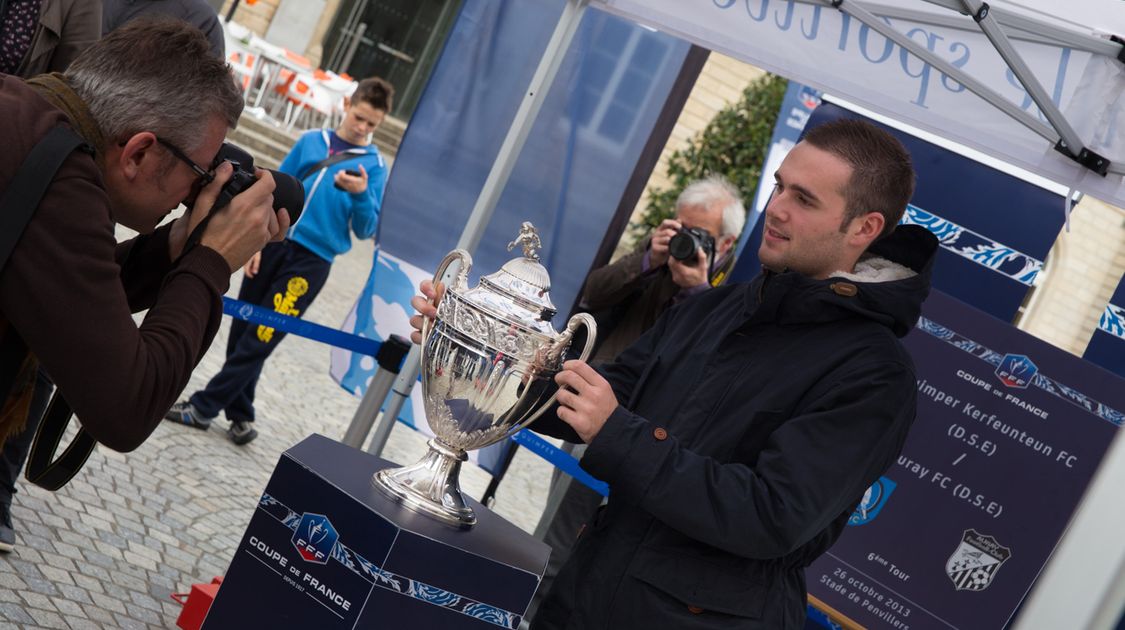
[374,223,596,527]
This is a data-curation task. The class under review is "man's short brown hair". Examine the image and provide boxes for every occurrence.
[802,118,915,240]
[353,77,394,113]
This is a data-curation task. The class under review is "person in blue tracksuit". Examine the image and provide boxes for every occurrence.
[165,77,394,445]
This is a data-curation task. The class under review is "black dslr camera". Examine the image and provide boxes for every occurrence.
[209,143,304,224]
[183,143,306,250]
[668,226,716,267]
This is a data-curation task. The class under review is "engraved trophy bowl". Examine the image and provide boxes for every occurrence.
[373,223,597,527]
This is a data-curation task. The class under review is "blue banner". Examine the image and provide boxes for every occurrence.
[331,0,691,477]
[376,0,691,315]
[806,290,1124,629]
[1084,276,1125,378]
[729,102,1064,323]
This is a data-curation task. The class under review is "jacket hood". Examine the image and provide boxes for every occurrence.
[750,224,939,337]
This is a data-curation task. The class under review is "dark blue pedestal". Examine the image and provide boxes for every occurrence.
[203,434,550,629]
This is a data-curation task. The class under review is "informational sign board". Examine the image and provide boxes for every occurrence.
[806,290,1124,629]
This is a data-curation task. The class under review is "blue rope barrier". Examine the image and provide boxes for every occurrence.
[222,297,381,357]
[510,430,609,497]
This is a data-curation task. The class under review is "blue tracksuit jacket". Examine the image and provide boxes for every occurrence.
[278,129,388,262]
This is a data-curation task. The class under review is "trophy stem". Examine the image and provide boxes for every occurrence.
[373,439,477,527]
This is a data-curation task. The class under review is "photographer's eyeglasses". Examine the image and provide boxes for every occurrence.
[156,137,215,187]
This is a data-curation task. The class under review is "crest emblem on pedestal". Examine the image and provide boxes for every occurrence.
[291,512,338,565]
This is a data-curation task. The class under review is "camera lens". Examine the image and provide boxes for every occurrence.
[668,231,698,261]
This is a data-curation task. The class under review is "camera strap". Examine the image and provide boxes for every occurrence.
[0,124,97,491]
[297,151,365,181]
[25,391,95,490]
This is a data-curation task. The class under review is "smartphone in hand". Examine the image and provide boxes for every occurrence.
[334,169,362,190]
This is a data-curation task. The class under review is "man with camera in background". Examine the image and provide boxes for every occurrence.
[0,18,289,552]
[582,175,745,365]
[527,175,745,620]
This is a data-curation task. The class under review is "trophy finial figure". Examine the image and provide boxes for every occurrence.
[507,222,542,260]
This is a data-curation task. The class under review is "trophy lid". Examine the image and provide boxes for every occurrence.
[474,222,557,322]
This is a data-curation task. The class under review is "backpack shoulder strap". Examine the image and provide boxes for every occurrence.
[1,125,89,402]
[0,125,90,270]
[0,124,95,492]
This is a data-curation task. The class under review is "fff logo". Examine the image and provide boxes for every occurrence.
[291,513,338,565]
[995,354,1038,389]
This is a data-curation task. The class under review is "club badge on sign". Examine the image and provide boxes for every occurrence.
[945,529,1011,591]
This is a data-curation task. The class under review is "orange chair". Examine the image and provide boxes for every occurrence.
[283,72,348,132]
[283,49,312,70]
[227,49,260,101]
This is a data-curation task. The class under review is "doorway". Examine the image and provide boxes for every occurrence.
[322,0,462,120]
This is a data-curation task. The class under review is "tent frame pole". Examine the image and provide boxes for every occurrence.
[817,0,1054,141]
[456,0,590,252]
[959,0,1088,168]
[915,0,1124,57]
[805,0,1124,176]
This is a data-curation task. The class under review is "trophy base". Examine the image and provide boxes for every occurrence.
[372,439,477,528]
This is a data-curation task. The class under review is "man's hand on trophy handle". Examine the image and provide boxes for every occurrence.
[554,360,617,443]
[409,279,446,345]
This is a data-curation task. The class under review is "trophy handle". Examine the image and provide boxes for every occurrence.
[510,312,598,433]
[420,249,472,351]
[556,312,598,364]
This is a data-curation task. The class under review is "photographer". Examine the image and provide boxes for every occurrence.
[166,77,393,445]
[527,175,744,619]
[0,0,101,554]
[0,18,289,551]
[584,175,744,365]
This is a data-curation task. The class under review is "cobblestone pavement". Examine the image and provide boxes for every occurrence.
[0,235,556,629]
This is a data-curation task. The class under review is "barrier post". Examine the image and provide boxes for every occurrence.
[340,335,411,448]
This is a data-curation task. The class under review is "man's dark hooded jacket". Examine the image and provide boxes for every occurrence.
[532,225,939,629]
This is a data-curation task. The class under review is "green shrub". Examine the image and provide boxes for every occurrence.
[630,72,788,245]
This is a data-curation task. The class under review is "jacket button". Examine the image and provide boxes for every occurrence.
[687,605,704,614]
[830,282,858,297]
[653,427,668,440]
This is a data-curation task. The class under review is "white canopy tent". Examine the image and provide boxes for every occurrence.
[594,0,1125,210]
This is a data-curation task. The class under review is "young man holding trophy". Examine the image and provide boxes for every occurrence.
[410,118,938,629]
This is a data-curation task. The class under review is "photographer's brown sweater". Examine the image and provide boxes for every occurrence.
[0,74,231,451]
